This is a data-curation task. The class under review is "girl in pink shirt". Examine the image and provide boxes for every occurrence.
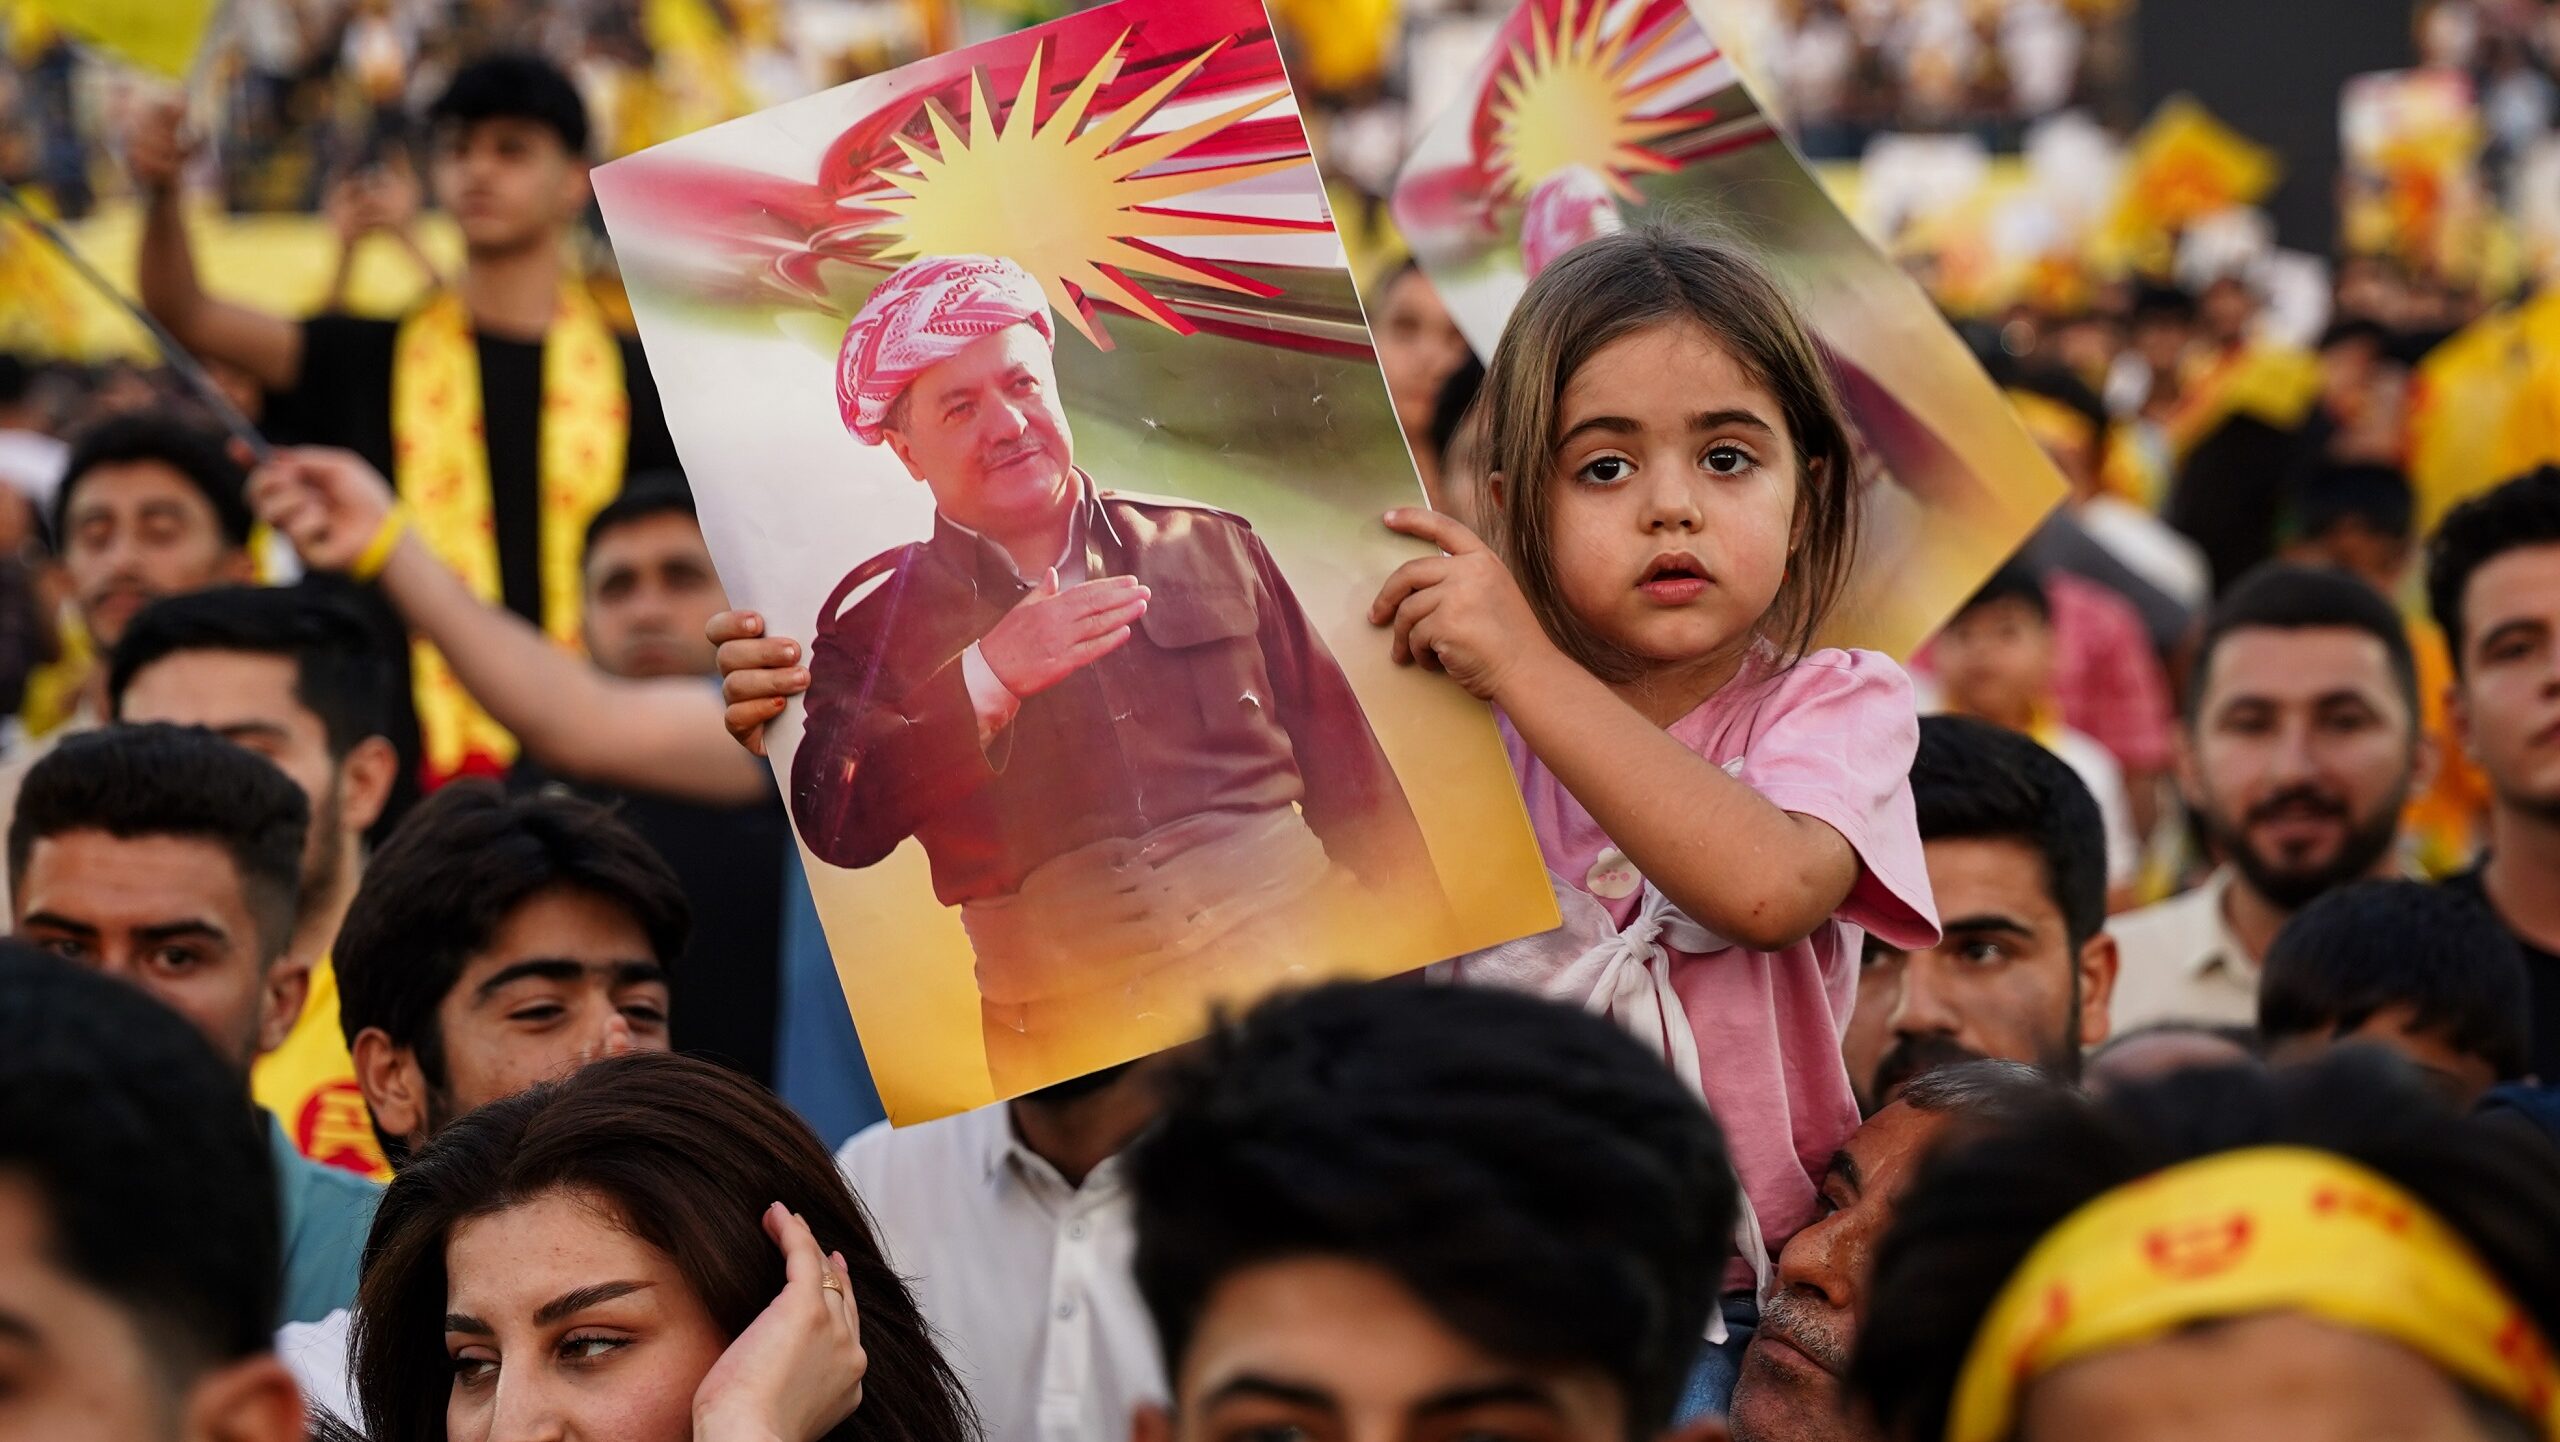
[1372,229,1940,1300]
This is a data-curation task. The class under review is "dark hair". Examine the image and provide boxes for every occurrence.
[2189,562,2419,725]
[582,473,699,559]
[2129,281,2198,323]
[54,411,253,548]
[1427,353,1486,470]
[2004,363,2107,443]
[427,52,590,157]
[1850,1053,2560,1441]
[2260,880,2531,1081]
[0,945,279,1376]
[1479,226,1858,679]
[1893,1057,2060,1120]
[2316,316,2395,356]
[2290,461,2414,544]
[108,585,391,756]
[2426,466,2560,678]
[1950,561,2052,626]
[1910,716,2105,950]
[351,1052,974,1442]
[1129,982,1735,1437]
[0,352,32,407]
[335,781,689,1082]
[9,723,306,962]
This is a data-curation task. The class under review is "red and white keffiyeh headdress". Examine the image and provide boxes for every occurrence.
[835,255,1055,445]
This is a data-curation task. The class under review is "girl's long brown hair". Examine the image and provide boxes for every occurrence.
[1476,225,1859,683]
[350,1051,978,1442]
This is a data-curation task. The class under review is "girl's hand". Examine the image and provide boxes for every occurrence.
[1369,507,1552,701]
[710,610,808,757]
[246,446,396,573]
[693,1203,866,1442]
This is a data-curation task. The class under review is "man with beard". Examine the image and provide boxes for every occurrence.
[2428,468,2560,1080]
[109,588,401,1179]
[2110,565,2425,1031]
[836,1057,1174,1442]
[1726,1061,2053,1442]
[1852,717,2117,1114]
[0,415,257,897]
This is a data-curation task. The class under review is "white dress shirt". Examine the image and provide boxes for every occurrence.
[2107,869,2260,1032]
[838,1104,1165,1442]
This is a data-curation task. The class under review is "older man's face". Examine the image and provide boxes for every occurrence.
[1727,1101,1955,1442]
[882,325,1077,545]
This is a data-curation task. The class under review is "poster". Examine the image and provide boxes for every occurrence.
[1390,0,2064,658]
[593,0,1557,1121]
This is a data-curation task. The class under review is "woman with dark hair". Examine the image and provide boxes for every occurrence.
[350,1051,976,1442]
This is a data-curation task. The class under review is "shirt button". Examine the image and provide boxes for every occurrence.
[1585,846,1641,900]
[1067,1221,1088,1241]
[1055,1301,1077,1321]
[1238,690,1262,712]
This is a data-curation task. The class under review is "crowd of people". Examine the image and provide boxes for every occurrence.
[2,4,2560,1442]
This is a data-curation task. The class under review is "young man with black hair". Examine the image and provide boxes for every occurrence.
[1728,1061,2055,1442]
[0,944,307,1442]
[1926,569,2139,895]
[2258,879,2529,1105]
[1850,1052,2560,1442]
[1850,717,2118,1115]
[2430,467,2560,1082]
[109,585,402,1178]
[578,476,725,681]
[2110,563,2428,1032]
[6,723,377,1326]
[24,412,255,740]
[128,52,679,785]
[333,779,688,1158]
[1126,982,1737,1442]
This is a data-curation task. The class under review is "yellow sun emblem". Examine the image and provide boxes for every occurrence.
[1488,0,1701,201]
[869,31,1314,348]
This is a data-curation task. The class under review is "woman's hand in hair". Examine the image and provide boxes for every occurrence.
[694,1202,867,1442]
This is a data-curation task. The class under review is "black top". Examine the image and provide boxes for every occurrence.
[2442,865,2560,1084]
[261,313,680,823]
[262,313,680,626]
[511,762,790,1086]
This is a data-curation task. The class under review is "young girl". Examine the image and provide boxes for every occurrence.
[1370,228,1939,1320]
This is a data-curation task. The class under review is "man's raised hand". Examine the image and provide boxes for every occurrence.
[978,571,1148,698]
[246,446,396,572]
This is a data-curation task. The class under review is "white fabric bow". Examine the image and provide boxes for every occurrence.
[1434,872,1776,1319]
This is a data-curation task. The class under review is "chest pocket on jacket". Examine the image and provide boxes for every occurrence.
[1139,585,1274,735]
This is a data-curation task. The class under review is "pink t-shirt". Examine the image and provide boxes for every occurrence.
[1501,646,1939,1259]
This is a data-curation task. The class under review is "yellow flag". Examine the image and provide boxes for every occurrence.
[2107,96,2278,246]
[20,0,218,79]
[1269,0,1400,96]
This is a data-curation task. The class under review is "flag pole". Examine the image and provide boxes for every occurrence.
[0,185,273,463]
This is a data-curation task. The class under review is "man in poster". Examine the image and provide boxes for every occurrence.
[798,256,1439,1048]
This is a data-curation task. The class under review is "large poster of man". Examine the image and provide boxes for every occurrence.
[1392,0,2065,658]
[593,0,1557,1121]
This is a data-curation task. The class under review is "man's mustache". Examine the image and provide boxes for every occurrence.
[1757,1288,1851,1375]
[2243,784,2349,828]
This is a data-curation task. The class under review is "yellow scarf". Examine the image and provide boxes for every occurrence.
[391,287,627,783]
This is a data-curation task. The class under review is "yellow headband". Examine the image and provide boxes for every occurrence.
[1947,1147,2560,1442]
